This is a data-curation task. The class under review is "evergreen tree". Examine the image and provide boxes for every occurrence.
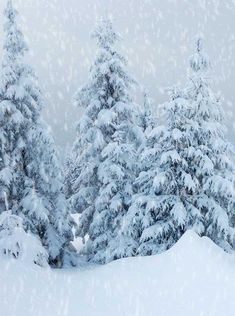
[138,90,156,135]
[125,38,235,257]
[66,18,142,263]
[184,37,235,250]
[137,90,157,166]
[125,86,200,255]
[0,0,75,266]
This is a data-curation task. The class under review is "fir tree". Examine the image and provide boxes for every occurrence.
[0,0,75,266]
[125,38,235,257]
[137,89,157,167]
[184,37,235,250]
[138,90,156,135]
[125,86,200,255]
[66,18,142,263]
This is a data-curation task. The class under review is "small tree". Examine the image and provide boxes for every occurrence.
[21,123,76,266]
[138,90,156,135]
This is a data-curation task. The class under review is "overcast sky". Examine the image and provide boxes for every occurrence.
[0,0,235,153]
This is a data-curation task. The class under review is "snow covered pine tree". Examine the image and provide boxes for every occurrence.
[136,90,157,159]
[66,18,142,263]
[0,0,75,267]
[138,90,156,136]
[126,85,198,256]
[185,37,235,250]
[126,37,235,257]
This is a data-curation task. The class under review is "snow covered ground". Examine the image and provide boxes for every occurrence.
[1,230,235,316]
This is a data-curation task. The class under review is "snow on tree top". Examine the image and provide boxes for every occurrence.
[3,0,28,61]
[190,37,210,73]
[92,17,121,49]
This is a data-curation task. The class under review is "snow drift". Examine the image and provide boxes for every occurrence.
[1,230,235,316]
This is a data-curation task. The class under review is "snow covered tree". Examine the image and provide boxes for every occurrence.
[138,90,156,135]
[0,0,75,266]
[21,123,76,266]
[125,86,202,255]
[136,89,157,170]
[184,37,235,250]
[66,18,142,263]
[0,0,29,215]
[125,38,235,257]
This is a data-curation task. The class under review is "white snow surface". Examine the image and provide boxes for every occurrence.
[1,230,235,316]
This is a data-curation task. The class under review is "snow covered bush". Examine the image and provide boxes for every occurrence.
[66,18,142,263]
[0,0,75,267]
[0,211,48,267]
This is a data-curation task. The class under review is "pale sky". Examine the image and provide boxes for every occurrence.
[0,0,235,154]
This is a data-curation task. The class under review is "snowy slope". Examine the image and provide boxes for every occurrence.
[1,231,235,316]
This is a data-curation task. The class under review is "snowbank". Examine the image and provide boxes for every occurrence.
[1,230,235,316]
